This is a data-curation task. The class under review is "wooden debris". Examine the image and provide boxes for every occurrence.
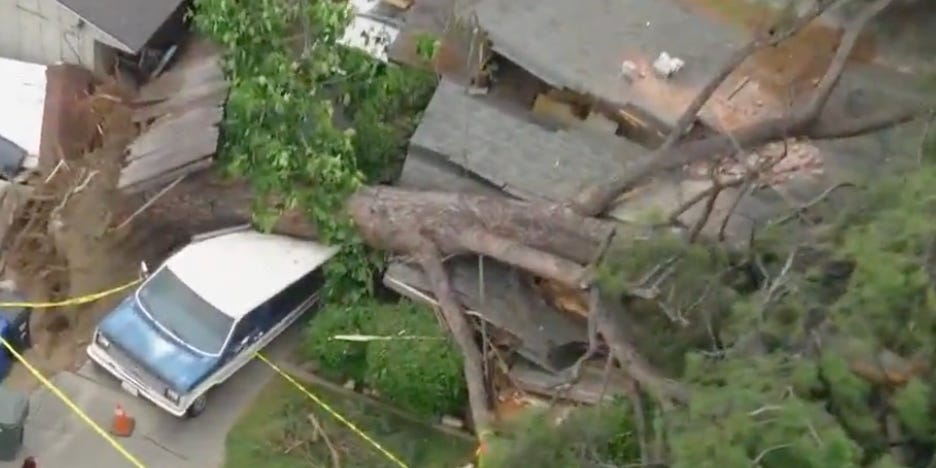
[118,37,229,193]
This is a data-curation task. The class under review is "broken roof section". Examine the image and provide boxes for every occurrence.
[120,38,228,193]
[473,0,745,130]
[385,258,586,372]
[0,57,46,175]
[59,0,186,53]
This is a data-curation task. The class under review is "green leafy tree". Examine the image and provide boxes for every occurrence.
[194,0,375,301]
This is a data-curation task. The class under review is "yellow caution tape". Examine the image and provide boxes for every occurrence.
[255,352,410,468]
[0,337,146,468]
[0,278,142,309]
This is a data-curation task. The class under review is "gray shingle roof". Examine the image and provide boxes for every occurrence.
[60,0,186,52]
[473,0,744,129]
[410,80,646,203]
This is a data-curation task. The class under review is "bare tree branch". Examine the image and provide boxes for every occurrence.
[416,244,492,432]
[570,0,903,218]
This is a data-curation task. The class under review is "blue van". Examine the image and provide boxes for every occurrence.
[87,227,337,417]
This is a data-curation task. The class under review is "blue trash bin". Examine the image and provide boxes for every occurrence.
[0,318,11,383]
[0,291,30,353]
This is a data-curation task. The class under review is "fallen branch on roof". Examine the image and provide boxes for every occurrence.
[570,0,926,218]
[347,186,688,433]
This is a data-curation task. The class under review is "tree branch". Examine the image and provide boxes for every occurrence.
[808,105,932,139]
[570,0,901,218]
[799,0,897,121]
[416,243,492,433]
[661,0,843,150]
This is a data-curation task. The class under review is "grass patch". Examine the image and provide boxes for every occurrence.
[225,376,474,468]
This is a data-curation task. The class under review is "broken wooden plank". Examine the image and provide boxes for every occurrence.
[132,83,228,123]
[136,58,225,103]
[119,158,213,193]
[122,130,219,184]
[127,107,223,162]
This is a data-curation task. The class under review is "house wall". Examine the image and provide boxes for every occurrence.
[0,0,114,72]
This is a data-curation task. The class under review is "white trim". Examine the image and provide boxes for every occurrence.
[189,224,252,243]
[384,274,484,319]
[86,292,320,417]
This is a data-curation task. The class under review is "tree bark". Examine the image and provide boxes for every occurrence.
[348,186,615,265]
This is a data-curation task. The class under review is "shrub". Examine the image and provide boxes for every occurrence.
[304,298,467,418]
[303,302,372,382]
[364,301,466,417]
[482,400,639,467]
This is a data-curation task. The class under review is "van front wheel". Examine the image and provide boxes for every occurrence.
[186,393,208,418]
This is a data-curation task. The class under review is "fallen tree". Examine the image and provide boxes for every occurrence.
[346,0,934,446]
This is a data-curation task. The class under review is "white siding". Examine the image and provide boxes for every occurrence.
[0,0,98,67]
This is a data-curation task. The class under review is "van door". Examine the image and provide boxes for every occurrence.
[255,269,325,332]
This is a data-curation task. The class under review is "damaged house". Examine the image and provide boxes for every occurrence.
[378,0,935,406]
[0,0,188,74]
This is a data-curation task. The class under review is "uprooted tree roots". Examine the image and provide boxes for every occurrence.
[347,0,932,438]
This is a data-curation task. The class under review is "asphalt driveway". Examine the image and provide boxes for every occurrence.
[0,326,301,468]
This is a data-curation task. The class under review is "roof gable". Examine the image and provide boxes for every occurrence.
[474,0,744,129]
[59,0,187,53]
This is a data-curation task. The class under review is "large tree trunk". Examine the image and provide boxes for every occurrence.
[349,186,614,271]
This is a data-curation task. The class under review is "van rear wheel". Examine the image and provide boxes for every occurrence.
[186,393,208,418]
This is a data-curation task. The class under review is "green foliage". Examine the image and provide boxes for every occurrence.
[414,34,441,62]
[193,0,373,300]
[193,0,436,303]
[595,159,936,466]
[303,303,373,382]
[338,50,438,183]
[598,233,736,374]
[892,378,932,440]
[225,377,473,468]
[364,301,466,417]
[482,400,639,467]
[304,299,467,418]
[669,353,863,468]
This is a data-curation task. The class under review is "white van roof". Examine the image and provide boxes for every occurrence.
[164,230,338,319]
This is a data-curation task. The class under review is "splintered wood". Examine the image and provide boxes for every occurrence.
[119,39,229,194]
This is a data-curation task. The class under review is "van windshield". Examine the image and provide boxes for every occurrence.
[136,268,234,355]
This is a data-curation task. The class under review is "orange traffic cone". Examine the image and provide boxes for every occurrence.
[110,404,135,437]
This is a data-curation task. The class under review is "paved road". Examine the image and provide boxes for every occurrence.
[0,327,301,468]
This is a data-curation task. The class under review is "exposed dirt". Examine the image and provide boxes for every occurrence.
[2,80,140,390]
[1,79,255,391]
[680,0,878,97]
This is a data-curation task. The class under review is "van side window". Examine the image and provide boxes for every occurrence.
[274,268,325,313]
[250,268,325,332]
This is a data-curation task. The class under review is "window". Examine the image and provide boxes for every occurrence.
[136,268,234,355]
[250,268,325,333]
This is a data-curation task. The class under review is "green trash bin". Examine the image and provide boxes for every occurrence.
[0,386,28,461]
